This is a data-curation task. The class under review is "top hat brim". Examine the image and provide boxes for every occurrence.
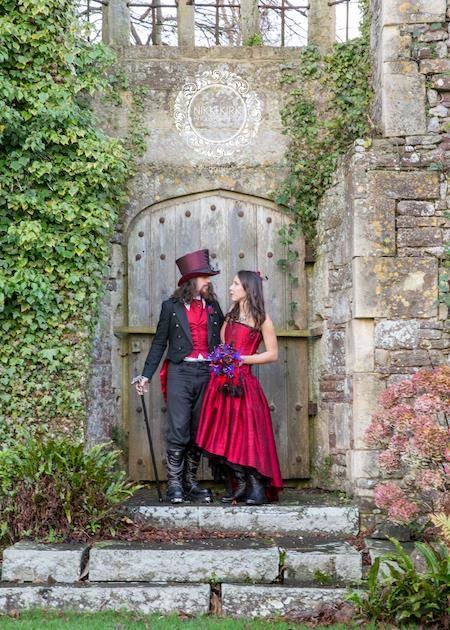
[178,269,220,286]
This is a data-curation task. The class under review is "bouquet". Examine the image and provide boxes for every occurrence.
[208,343,243,397]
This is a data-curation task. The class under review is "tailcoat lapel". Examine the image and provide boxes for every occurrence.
[173,300,192,344]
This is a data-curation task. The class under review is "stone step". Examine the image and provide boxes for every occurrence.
[127,503,359,536]
[0,583,210,615]
[221,584,352,618]
[2,539,362,586]
[0,583,356,616]
[1,542,88,584]
[89,540,279,584]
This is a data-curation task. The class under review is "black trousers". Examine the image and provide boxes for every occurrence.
[166,361,211,450]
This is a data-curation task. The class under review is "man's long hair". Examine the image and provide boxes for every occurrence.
[227,270,266,329]
[172,278,218,304]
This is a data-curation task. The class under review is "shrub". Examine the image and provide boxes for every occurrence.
[0,437,138,542]
[348,538,450,626]
[364,366,450,525]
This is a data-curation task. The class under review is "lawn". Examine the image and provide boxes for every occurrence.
[0,611,383,629]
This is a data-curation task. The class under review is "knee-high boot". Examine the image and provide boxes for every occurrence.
[221,466,247,503]
[183,445,213,503]
[166,449,185,504]
[246,470,266,505]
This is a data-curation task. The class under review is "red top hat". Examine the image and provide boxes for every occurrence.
[176,249,220,286]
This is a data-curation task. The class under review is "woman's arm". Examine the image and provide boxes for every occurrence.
[241,316,278,365]
[220,320,227,343]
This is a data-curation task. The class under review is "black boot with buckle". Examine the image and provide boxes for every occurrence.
[246,471,266,505]
[183,446,213,503]
[221,466,247,503]
[166,449,185,504]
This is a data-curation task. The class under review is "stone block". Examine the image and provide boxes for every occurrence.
[374,319,420,349]
[388,349,432,367]
[221,585,348,617]
[348,449,380,480]
[332,403,352,450]
[197,505,360,537]
[352,197,396,256]
[419,58,450,74]
[283,542,362,584]
[397,227,442,247]
[381,68,426,136]
[130,504,359,536]
[345,319,375,373]
[353,257,438,318]
[1,543,88,584]
[352,374,385,449]
[368,171,440,200]
[89,541,279,583]
[381,26,412,61]
[382,0,446,25]
[0,584,210,615]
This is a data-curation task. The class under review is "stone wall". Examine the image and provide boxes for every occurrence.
[309,0,449,497]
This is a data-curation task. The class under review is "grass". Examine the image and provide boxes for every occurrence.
[0,611,383,629]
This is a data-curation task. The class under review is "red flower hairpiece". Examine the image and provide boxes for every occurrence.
[254,271,268,281]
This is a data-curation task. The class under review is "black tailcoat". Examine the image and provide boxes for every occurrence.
[142,297,224,380]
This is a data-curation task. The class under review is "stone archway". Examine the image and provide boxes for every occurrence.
[122,190,309,481]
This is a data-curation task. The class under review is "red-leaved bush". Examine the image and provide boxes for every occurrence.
[364,365,450,524]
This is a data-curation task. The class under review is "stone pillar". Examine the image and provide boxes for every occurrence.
[177,0,195,48]
[375,0,446,137]
[241,0,260,44]
[308,0,335,52]
[102,0,130,47]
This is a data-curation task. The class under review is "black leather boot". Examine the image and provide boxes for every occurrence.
[183,446,213,503]
[221,467,247,503]
[166,449,185,504]
[246,471,266,505]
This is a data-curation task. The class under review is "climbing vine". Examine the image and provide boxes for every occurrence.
[0,0,139,444]
[276,0,372,245]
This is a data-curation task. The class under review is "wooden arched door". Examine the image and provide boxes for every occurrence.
[123,191,309,480]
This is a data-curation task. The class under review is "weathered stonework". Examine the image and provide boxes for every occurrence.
[89,1,449,504]
[309,0,449,499]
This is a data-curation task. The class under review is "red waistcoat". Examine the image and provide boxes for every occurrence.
[185,300,209,358]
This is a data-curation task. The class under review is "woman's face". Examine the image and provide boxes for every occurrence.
[229,275,246,303]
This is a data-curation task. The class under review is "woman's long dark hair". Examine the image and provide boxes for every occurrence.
[172,278,218,303]
[227,270,266,329]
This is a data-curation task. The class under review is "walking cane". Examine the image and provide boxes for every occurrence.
[140,394,164,502]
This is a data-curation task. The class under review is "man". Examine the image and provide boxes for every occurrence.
[135,249,224,504]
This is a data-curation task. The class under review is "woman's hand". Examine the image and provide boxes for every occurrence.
[134,376,149,395]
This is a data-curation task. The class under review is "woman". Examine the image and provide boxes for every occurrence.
[196,270,283,505]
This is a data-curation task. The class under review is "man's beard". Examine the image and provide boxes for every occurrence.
[201,283,217,302]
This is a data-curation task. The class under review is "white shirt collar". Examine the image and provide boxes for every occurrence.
[184,297,205,311]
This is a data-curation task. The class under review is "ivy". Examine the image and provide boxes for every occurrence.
[276,0,372,245]
[0,0,136,444]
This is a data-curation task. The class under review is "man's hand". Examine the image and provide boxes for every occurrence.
[132,376,149,395]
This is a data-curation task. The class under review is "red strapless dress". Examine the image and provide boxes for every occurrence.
[196,321,283,497]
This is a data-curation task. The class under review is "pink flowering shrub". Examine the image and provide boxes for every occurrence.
[365,365,450,524]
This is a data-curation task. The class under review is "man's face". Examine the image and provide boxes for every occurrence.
[195,276,212,295]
